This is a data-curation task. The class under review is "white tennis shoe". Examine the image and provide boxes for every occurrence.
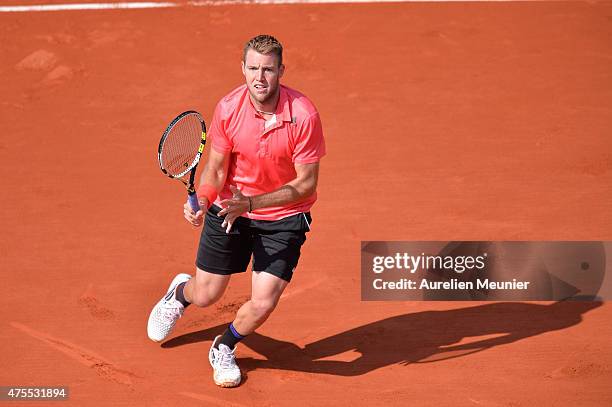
[147,273,191,342]
[209,335,242,387]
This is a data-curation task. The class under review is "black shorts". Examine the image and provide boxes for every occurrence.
[196,205,312,282]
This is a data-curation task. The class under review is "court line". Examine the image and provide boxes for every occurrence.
[0,0,556,13]
[0,2,175,12]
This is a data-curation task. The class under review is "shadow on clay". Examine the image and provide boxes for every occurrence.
[162,300,602,376]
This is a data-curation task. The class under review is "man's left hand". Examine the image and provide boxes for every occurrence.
[218,185,250,233]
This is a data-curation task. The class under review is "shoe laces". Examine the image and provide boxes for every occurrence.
[158,300,182,324]
[217,347,237,370]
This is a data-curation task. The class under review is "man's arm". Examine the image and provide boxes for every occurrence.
[183,148,230,227]
[217,162,320,232]
[252,162,319,210]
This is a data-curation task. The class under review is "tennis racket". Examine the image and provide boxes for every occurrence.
[157,110,207,212]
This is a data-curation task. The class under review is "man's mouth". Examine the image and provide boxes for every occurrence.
[254,84,267,92]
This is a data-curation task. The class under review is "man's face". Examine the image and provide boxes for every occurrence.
[241,49,284,107]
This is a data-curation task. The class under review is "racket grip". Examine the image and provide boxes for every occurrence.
[188,191,201,212]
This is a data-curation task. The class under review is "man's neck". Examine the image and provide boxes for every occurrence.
[250,89,281,116]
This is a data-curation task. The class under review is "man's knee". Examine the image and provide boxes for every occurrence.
[189,271,229,307]
[249,298,278,320]
[190,285,218,307]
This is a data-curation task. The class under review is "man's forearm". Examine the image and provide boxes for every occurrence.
[250,177,316,211]
[196,160,228,208]
[199,161,227,192]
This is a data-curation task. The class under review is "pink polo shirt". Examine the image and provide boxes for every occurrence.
[208,84,326,221]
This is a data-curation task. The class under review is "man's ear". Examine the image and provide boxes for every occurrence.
[279,64,285,78]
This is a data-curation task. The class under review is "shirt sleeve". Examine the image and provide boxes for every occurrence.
[293,111,326,164]
[209,102,232,153]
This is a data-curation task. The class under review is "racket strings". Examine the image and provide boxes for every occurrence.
[161,114,203,177]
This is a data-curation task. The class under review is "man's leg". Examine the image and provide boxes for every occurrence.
[233,271,288,335]
[213,271,288,349]
[181,267,231,307]
[216,215,307,349]
[147,268,230,342]
[208,271,288,388]
[149,204,253,343]
[207,212,308,387]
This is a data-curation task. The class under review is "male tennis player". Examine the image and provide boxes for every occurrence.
[147,35,325,388]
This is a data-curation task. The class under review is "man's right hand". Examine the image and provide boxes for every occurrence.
[184,199,206,227]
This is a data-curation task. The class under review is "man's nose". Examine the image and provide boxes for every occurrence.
[256,68,265,80]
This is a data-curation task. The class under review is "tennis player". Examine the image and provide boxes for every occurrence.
[147,34,325,388]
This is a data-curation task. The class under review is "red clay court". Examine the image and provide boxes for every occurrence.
[1,0,611,405]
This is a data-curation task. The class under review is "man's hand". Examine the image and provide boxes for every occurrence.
[218,185,250,233]
[183,198,207,227]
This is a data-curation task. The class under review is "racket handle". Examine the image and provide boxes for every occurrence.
[188,191,201,212]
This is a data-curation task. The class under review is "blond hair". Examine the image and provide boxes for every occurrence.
[243,34,283,66]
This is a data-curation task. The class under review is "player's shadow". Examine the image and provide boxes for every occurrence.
[162,300,602,376]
